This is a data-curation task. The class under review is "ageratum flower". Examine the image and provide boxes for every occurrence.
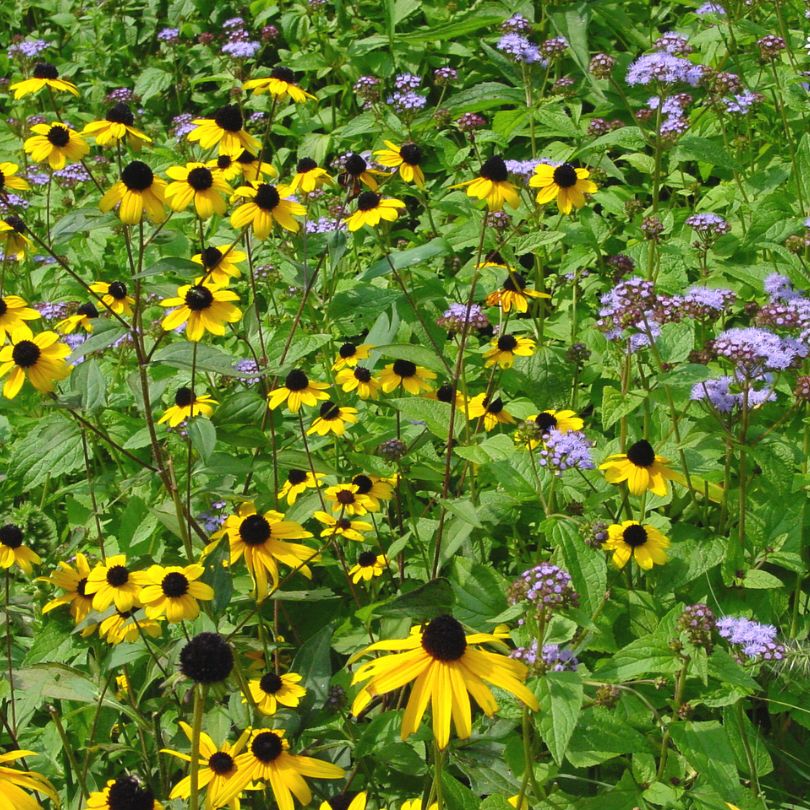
[248,670,307,716]
[0,751,59,807]
[231,181,306,237]
[160,281,242,342]
[452,156,519,211]
[9,62,78,98]
[0,332,71,398]
[100,160,166,224]
[165,162,232,219]
[24,121,89,170]
[83,102,152,149]
[599,439,676,496]
[716,616,785,661]
[529,162,598,214]
[187,104,260,157]
[603,520,670,569]
[626,52,704,86]
[242,66,316,102]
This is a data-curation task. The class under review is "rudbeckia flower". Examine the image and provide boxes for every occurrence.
[0,332,71,398]
[139,563,215,621]
[85,554,146,612]
[374,141,425,187]
[452,156,519,211]
[483,333,536,369]
[313,511,373,542]
[332,342,373,370]
[525,409,583,449]
[231,182,305,237]
[99,609,161,645]
[24,121,89,170]
[160,281,242,342]
[432,381,466,409]
[86,775,163,810]
[158,387,218,427]
[165,162,232,219]
[466,394,515,431]
[319,794,367,810]
[307,401,359,436]
[529,162,598,215]
[187,104,261,157]
[267,369,330,412]
[485,271,550,313]
[287,157,333,193]
[323,484,375,516]
[192,244,246,284]
[82,102,152,149]
[99,160,166,224]
[233,150,277,182]
[351,614,539,749]
[9,62,78,98]
[0,750,59,808]
[603,520,670,570]
[340,153,383,193]
[379,359,436,395]
[334,366,380,400]
[242,66,316,102]
[0,294,40,342]
[350,473,394,510]
[345,191,405,232]
[278,469,324,505]
[39,552,95,631]
[0,162,30,193]
[348,551,387,583]
[56,302,99,334]
[0,216,29,259]
[247,670,307,716]
[89,280,134,317]
[0,523,41,574]
[599,439,677,497]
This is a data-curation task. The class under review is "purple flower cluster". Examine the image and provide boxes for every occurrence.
[197,500,227,533]
[541,36,568,59]
[717,616,785,661]
[170,113,196,140]
[233,358,262,385]
[598,277,658,339]
[685,212,731,237]
[512,641,579,672]
[304,217,345,234]
[106,87,134,103]
[696,2,726,14]
[387,75,427,116]
[764,273,800,302]
[219,16,259,58]
[645,92,692,139]
[538,429,595,473]
[654,32,692,56]
[691,372,776,412]
[505,158,548,182]
[722,90,762,115]
[354,76,381,107]
[8,39,48,59]
[36,302,70,321]
[433,67,457,85]
[501,14,531,34]
[436,303,490,333]
[53,164,91,187]
[157,27,180,44]
[589,53,615,78]
[508,563,579,618]
[626,53,704,87]
[457,112,487,132]
[757,35,786,59]
[497,33,545,65]
[679,603,716,649]
[673,286,736,319]
[712,327,807,372]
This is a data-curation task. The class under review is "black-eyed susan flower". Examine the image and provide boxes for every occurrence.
[340,153,382,193]
[56,302,99,334]
[39,552,95,630]
[99,609,161,645]
[231,181,305,237]
[165,162,232,219]
[0,162,31,193]
[0,216,29,259]
[319,794,367,810]
[278,469,324,505]
[324,484,375,516]
[307,401,359,437]
[242,66,316,102]
[82,102,152,149]
[248,670,307,715]
[349,551,387,583]
[160,281,242,342]
[86,775,163,810]
[192,244,246,284]
[530,409,583,434]
[24,121,89,170]
[346,191,405,232]
[599,439,677,497]
[485,271,550,313]
[351,614,539,749]
[332,342,373,371]
[217,729,344,809]
[0,294,40,342]
[10,62,78,99]
[99,160,166,224]
[158,387,218,428]
[335,366,380,400]
[350,473,394,510]
[267,369,330,412]
[432,381,466,409]
[0,332,71,398]
[466,394,515,431]
[0,523,41,574]
[0,750,59,808]
[529,162,598,215]
[483,333,536,369]
[205,502,317,602]
[89,280,134,317]
[234,150,277,182]
[287,157,332,194]
[84,554,145,612]
[452,156,519,211]
[139,563,214,622]
[380,359,437,395]
[603,520,670,570]
[313,511,372,542]
[180,632,234,684]
[374,141,425,187]
[188,104,260,157]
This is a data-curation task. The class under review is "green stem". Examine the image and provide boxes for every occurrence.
[189,683,206,810]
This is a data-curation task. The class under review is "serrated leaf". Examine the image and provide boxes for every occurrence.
[538,671,584,765]
[375,578,453,620]
[363,238,451,281]
[12,418,84,488]
[188,418,216,462]
[389,396,465,439]
[450,557,508,629]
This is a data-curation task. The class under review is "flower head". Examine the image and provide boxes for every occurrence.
[0,523,41,574]
[10,62,78,98]
[379,359,437,394]
[529,163,597,214]
[139,563,214,621]
[231,181,306,237]
[248,670,307,715]
[242,66,316,102]
[158,387,218,427]
[160,281,242,342]
[267,369,330,412]
[0,331,71,398]
[483,333,536,368]
[604,520,670,569]
[83,102,152,149]
[24,121,89,170]
[373,141,425,187]
[0,750,59,808]
[599,439,676,496]
[346,191,405,232]
[452,156,519,211]
[100,160,166,224]
[180,632,234,683]
[165,162,232,219]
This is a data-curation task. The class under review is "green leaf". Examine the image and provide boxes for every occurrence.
[389,396,464,439]
[567,707,649,767]
[152,342,242,376]
[450,557,508,629]
[11,418,84,489]
[363,238,451,281]
[376,578,453,620]
[68,358,107,412]
[669,721,740,793]
[601,385,646,429]
[441,772,480,810]
[135,66,174,102]
[537,671,584,765]
[594,636,680,681]
[741,569,785,589]
[134,256,200,279]
[291,623,334,707]
[400,15,504,44]
[51,207,109,245]
[68,320,127,362]
[454,434,516,464]
[188,418,217,462]
[673,136,737,171]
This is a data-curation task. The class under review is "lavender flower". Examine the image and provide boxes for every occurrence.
[170,113,195,139]
[354,75,381,107]
[53,164,91,187]
[717,616,785,661]
[660,116,689,140]
[541,36,568,59]
[696,2,725,14]
[304,217,346,234]
[501,14,531,34]
[223,16,246,30]
[764,273,799,302]
[508,563,579,618]
[457,112,487,132]
[394,73,421,90]
[386,90,427,115]
[36,302,70,321]
[626,53,704,86]
[713,327,807,371]
[8,39,48,59]
[505,158,548,183]
[497,34,545,65]
[233,359,262,385]
[436,303,490,333]
[691,372,776,412]
[433,67,457,85]
[722,90,762,115]
[757,35,786,59]
[598,277,658,338]
[105,87,134,103]
[538,429,595,473]
[685,212,731,236]
[222,35,260,59]
[679,603,716,649]
[654,32,692,56]
[511,641,579,672]
[677,286,735,318]
[26,114,48,127]
[589,53,615,78]
[157,27,180,44]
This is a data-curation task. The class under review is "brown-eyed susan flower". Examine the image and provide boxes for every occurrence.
[346,191,405,232]
[0,332,71,398]
[350,473,394,510]
[56,302,99,334]
[89,280,134,317]
[432,381,467,409]
[529,162,598,215]
[349,551,387,583]
[0,294,40,342]
[313,511,373,542]
[278,469,324,505]
[307,401,359,437]
[466,394,515,431]
[267,369,330,412]
[100,160,166,224]
[10,62,78,98]
[340,153,383,192]
[603,520,670,570]
[139,563,215,622]
[188,104,261,157]
[324,484,375,516]
[205,502,317,602]
[530,409,583,434]
[192,244,246,284]
[231,181,305,237]
[248,670,307,716]
[599,439,677,497]
[483,333,536,369]
[0,216,29,259]
[86,775,163,810]
[319,794,367,810]
[335,366,380,400]
[452,156,519,211]
[351,614,539,749]
[160,281,242,342]
[485,271,550,314]
[287,157,333,193]
[85,554,146,612]
[380,359,436,395]
[0,162,30,193]
[165,162,232,219]
[82,102,152,149]
[0,523,41,574]
[332,342,373,370]
[24,121,89,170]
[208,152,277,184]
[158,387,218,427]
[374,141,425,187]
[39,552,95,631]
[99,609,161,645]
[0,750,59,808]
[217,729,344,809]
[242,66,316,102]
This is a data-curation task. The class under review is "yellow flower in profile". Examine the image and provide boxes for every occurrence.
[0,332,71,399]
[192,244,246,284]
[0,216,29,260]
[56,302,99,335]
[332,342,373,371]
[341,153,383,192]
[324,484,376,516]
[99,609,161,645]
[278,469,324,505]
[599,439,677,497]
[165,162,232,219]
[529,162,598,214]
[604,520,670,570]
[84,554,146,612]
[0,162,30,193]
[313,511,372,542]
[346,191,405,232]
[379,359,436,395]
[348,551,387,583]
[242,66,316,102]
[160,281,242,342]
[187,104,261,157]
[307,401,359,436]
[89,281,134,317]
[83,102,152,149]
[231,181,306,237]
[158,387,218,428]
[483,333,536,369]
[287,158,333,193]
[247,670,307,716]
[452,156,519,211]
[208,152,277,184]
[139,563,215,621]
[0,523,41,574]
[10,61,78,98]
[39,552,95,630]
[0,294,40,342]
[335,366,380,400]
[374,141,425,187]
[0,750,59,808]
[485,270,550,313]
[24,121,89,170]
[350,473,394,510]
[267,369,330,413]
[466,394,515,431]
[319,794,367,810]
[86,775,163,809]
[99,160,166,225]
[351,614,539,749]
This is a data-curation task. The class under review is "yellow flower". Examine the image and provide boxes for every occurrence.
[100,160,166,225]
[319,794,367,810]
[89,280,134,317]
[267,369,330,413]
[483,333,536,369]
[207,152,277,184]
[99,609,161,645]
[452,156,519,211]
[0,523,41,574]
[158,387,218,428]
[332,341,373,370]
[231,181,306,237]
[604,520,670,570]
[0,749,59,808]
[508,796,529,810]
[85,775,163,809]
[160,281,242,342]
[348,551,387,583]
[0,162,30,193]
[247,670,307,715]
[39,552,95,630]
[187,104,261,157]
[466,393,515,431]
[139,563,215,621]
[10,61,78,98]
[528,409,583,434]
[313,511,373,542]
[307,401,359,436]
[530,162,598,214]
[324,484,376,516]
[55,302,99,335]
[430,382,466,409]
[341,153,383,192]
[82,102,151,149]
[485,270,550,313]
[0,294,40,342]
[84,554,146,612]
[287,157,333,193]
[165,162,232,219]
[0,216,29,260]
[192,244,246,284]
[334,366,380,400]
[0,331,71,399]
[599,439,677,497]
[278,469,324,505]
[401,801,437,810]
[242,66,316,102]
[346,191,405,232]
[350,473,394,510]
[379,359,436,395]
[374,141,425,187]
[24,121,89,170]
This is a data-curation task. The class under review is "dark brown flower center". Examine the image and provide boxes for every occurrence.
[202,247,223,268]
[345,154,367,176]
[319,401,341,420]
[392,359,416,378]
[502,273,527,292]
[214,104,243,132]
[174,387,195,407]
[106,565,130,587]
[208,751,234,775]
[270,66,296,83]
[107,775,155,810]
[185,285,214,311]
[187,167,214,191]
[354,367,371,382]
[259,672,283,694]
[11,340,40,368]
[352,474,372,494]
[336,518,352,530]
[479,156,508,182]
[534,412,557,432]
[239,514,271,545]
[76,577,88,597]
[5,216,25,233]
[623,524,648,547]
[47,124,70,147]
[421,614,467,661]
[358,551,377,567]
[357,191,379,211]
[0,170,4,190]
[485,396,504,414]
[497,334,517,352]
[109,282,128,299]
[287,469,308,485]
[552,163,578,188]
[336,490,355,505]
[255,184,280,210]
[33,62,59,80]
[296,157,317,173]
[251,730,283,762]
[217,155,232,169]
[328,795,357,810]
[161,572,189,597]
[106,102,135,126]
[77,302,99,318]
[339,342,357,358]
[399,143,422,165]
[0,524,23,549]
[626,439,656,468]
[436,383,455,403]
[0,298,6,316]
[236,150,257,165]
[284,369,308,390]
